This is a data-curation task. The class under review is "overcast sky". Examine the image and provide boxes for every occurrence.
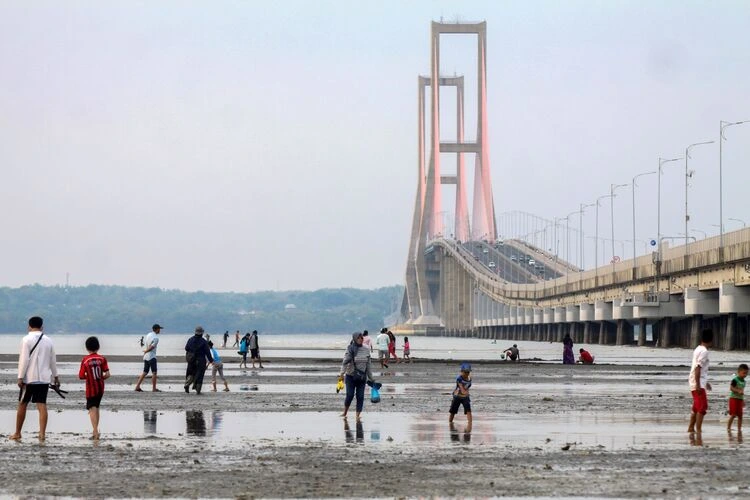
[1,1,749,292]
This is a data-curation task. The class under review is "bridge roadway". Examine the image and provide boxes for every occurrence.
[418,227,750,350]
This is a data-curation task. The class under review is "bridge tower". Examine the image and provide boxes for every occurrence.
[403,21,498,326]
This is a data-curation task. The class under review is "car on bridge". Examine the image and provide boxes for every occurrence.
[488,261,496,268]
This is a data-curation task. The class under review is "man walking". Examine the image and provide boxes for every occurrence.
[184,326,213,394]
[223,330,229,348]
[249,330,264,369]
[135,323,162,392]
[233,330,240,348]
[10,316,59,441]
[375,328,390,368]
[688,329,714,434]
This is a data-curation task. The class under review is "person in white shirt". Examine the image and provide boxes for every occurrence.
[10,316,59,441]
[687,329,714,434]
[135,323,162,392]
[375,328,390,368]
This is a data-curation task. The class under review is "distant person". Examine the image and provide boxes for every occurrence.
[249,330,264,369]
[387,330,399,364]
[184,326,213,394]
[233,330,240,348]
[503,344,520,362]
[338,332,378,422]
[208,341,230,392]
[562,333,575,365]
[688,329,714,434]
[375,328,390,368]
[223,330,229,348]
[78,336,110,440]
[362,330,372,351]
[238,333,250,369]
[139,336,144,347]
[135,324,162,392]
[448,362,472,432]
[10,316,60,442]
[578,348,595,364]
[727,363,748,433]
[403,336,411,363]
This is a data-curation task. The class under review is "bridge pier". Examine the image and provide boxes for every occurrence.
[598,321,607,345]
[582,321,592,344]
[638,318,647,346]
[659,317,673,348]
[726,313,737,351]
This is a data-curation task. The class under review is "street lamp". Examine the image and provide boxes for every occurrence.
[579,202,595,269]
[691,229,707,239]
[564,210,578,268]
[657,157,683,260]
[596,194,615,269]
[720,120,749,255]
[728,218,747,228]
[685,141,714,250]
[610,183,628,263]
[632,171,656,260]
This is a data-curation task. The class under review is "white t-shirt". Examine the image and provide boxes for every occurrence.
[376,333,389,351]
[143,331,159,361]
[18,331,58,384]
[688,345,709,391]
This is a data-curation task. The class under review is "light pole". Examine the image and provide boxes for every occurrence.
[610,183,628,262]
[685,141,714,250]
[596,194,614,269]
[579,202,595,269]
[720,120,749,255]
[657,157,682,260]
[564,210,578,268]
[632,171,656,260]
[691,229,707,239]
[728,218,747,228]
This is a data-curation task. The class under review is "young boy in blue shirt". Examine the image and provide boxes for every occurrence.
[449,362,472,431]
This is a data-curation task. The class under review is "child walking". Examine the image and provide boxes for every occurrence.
[208,341,230,392]
[728,363,748,432]
[449,362,472,432]
[403,337,411,363]
[78,337,110,440]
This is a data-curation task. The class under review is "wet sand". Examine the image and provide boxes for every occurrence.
[1,357,747,498]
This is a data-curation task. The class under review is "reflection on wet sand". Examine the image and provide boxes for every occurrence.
[186,410,206,436]
[144,410,157,434]
[344,419,364,443]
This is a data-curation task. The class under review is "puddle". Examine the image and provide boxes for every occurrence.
[1,410,741,451]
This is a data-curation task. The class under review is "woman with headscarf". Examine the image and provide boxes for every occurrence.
[387,330,399,364]
[338,332,377,422]
[562,333,575,365]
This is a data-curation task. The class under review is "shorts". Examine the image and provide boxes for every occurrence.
[378,349,387,359]
[250,348,260,359]
[212,362,226,381]
[729,398,744,417]
[449,396,471,415]
[142,358,158,374]
[86,394,103,410]
[404,350,410,356]
[21,383,49,404]
[691,389,708,415]
[239,351,247,361]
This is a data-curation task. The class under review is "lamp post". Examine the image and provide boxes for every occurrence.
[728,218,747,228]
[657,157,682,260]
[720,120,749,256]
[685,141,714,251]
[632,171,656,260]
[610,183,628,263]
[596,194,614,269]
[691,229,707,239]
[579,202,595,269]
[564,210,578,268]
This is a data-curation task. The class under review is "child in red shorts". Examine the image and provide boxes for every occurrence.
[727,363,748,432]
[79,337,110,440]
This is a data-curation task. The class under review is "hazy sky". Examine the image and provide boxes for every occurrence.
[1,1,749,292]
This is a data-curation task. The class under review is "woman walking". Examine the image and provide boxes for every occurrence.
[338,332,377,422]
[562,333,575,365]
[387,330,399,364]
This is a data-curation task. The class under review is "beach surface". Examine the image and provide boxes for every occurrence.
[0,339,748,498]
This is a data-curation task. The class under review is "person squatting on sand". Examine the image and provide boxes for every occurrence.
[727,363,748,433]
[208,341,230,392]
[184,326,213,394]
[578,348,595,364]
[688,329,714,434]
[79,336,110,440]
[338,332,378,422]
[134,323,162,392]
[10,316,59,442]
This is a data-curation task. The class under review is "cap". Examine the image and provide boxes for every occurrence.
[152,324,163,330]
[460,362,472,372]
[194,326,205,334]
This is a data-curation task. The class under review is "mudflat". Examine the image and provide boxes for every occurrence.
[0,357,746,498]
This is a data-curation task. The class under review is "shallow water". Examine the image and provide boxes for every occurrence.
[3,409,743,451]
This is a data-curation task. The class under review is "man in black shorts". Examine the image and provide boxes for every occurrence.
[10,316,60,441]
[249,330,264,369]
[135,324,162,392]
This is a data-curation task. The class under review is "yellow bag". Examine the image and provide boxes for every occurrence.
[336,379,344,394]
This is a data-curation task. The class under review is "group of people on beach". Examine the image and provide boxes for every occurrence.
[369,328,410,368]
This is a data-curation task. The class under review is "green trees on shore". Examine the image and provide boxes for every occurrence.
[0,284,403,334]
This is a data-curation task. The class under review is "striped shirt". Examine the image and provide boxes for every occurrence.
[79,353,109,398]
[340,345,373,380]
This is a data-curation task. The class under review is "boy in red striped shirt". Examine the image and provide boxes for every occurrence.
[79,337,110,440]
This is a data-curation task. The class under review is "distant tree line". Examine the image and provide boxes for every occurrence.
[0,284,404,334]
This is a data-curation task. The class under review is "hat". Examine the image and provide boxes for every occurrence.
[194,326,205,334]
[152,324,163,330]
[460,362,472,372]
